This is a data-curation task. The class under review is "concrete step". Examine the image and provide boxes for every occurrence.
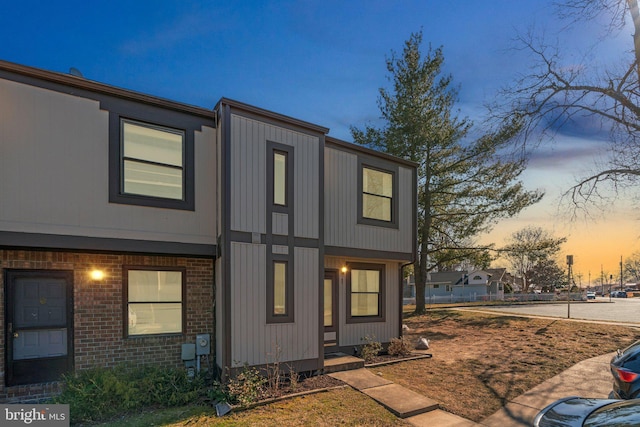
[323,353,365,373]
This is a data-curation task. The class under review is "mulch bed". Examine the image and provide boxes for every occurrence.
[255,373,344,402]
[255,351,432,402]
[365,352,432,366]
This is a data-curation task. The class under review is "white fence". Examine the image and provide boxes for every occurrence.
[403,292,584,305]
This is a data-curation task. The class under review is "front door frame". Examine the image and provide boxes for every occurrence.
[5,269,74,387]
[323,269,339,353]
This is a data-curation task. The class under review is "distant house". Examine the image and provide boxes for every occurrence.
[0,60,417,401]
[404,269,507,303]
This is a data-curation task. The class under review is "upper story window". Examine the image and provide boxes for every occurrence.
[122,120,185,200]
[273,151,287,206]
[124,267,185,337]
[267,141,293,214]
[109,114,196,211]
[358,158,398,229]
[362,167,393,221]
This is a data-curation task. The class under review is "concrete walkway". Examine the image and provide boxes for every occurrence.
[330,352,616,426]
[329,368,479,426]
[479,352,614,426]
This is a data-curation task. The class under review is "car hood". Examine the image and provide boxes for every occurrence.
[534,397,619,427]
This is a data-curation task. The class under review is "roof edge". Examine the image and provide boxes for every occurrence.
[326,136,419,168]
[0,59,217,120]
[216,97,330,134]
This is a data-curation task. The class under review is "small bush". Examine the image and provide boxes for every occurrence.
[226,365,266,406]
[360,335,383,362]
[288,369,300,392]
[388,336,413,357]
[53,365,208,424]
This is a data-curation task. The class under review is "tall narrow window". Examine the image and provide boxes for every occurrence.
[324,278,333,327]
[362,167,393,221]
[273,261,287,315]
[268,259,293,323]
[273,151,287,206]
[121,120,185,200]
[124,268,185,336]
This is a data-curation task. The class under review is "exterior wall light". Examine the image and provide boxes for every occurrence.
[341,266,348,274]
[90,269,105,281]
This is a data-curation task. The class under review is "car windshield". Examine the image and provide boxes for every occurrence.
[584,401,640,426]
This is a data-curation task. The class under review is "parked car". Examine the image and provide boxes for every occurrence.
[611,291,628,298]
[610,340,640,399]
[586,291,596,300]
[533,396,640,426]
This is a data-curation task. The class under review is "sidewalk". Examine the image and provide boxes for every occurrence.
[479,352,615,426]
[330,352,616,427]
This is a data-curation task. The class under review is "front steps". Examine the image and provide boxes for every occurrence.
[323,352,364,373]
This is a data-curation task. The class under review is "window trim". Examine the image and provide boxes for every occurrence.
[273,150,288,207]
[109,114,195,211]
[346,263,385,324]
[123,266,186,338]
[267,141,294,214]
[357,157,398,229]
[267,257,295,323]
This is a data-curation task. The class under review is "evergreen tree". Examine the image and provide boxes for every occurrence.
[352,31,542,313]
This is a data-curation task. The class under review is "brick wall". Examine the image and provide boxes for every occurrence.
[0,249,214,402]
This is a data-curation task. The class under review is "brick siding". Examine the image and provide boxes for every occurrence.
[0,249,214,402]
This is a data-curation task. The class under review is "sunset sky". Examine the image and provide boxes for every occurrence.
[1,0,637,285]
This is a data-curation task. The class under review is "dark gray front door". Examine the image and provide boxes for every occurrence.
[6,270,73,386]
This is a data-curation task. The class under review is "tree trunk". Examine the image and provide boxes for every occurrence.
[414,259,425,313]
[414,176,431,314]
[628,0,640,84]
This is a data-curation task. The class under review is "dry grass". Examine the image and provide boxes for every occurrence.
[373,309,640,422]
[103,387,410,426]
[98,308,640,425]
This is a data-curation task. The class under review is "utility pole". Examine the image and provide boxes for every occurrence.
[620,255,624,291]
[567,255,573,319]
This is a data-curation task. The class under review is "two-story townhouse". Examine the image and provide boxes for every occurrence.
[0,60,416,401]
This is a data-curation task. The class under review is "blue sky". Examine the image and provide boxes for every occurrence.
[1,0,637,279]
[1,0,566,140]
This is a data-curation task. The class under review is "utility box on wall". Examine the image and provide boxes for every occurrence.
[196,333,210,355]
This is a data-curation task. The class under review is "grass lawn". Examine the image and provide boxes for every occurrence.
[94,308,640,425]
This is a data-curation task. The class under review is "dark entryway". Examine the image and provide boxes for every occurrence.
[323,270,339,353]
[5,270,74,386]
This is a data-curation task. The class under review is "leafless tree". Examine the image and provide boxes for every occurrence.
[501,226,567,293]
[493,0,640,215]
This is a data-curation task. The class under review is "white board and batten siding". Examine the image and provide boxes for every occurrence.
[325,256,401,347]
[229,115,320,238]
[0,78,217,245]
[230,243,319,367]
[324,147,413,255]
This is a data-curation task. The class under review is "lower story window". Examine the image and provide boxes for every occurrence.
[125,267,185,336]
[347,263,385,323]
[267,259,294,323]
[273,261,287,315]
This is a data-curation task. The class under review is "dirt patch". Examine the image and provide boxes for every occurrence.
[370,309,640,422]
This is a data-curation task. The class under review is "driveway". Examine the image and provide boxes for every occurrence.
[466,297,640,325]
